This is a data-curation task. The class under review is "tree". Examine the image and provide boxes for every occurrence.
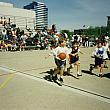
[83,26,110,38]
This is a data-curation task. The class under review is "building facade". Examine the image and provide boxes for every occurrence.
[107,16,110,27]
[0,2,36,30]
[24,1,48,30]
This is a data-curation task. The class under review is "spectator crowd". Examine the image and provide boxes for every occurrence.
[0,16,110,53]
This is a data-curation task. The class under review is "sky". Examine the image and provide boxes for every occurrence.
[0,0,110,30]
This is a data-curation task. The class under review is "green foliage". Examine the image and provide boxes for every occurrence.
[83,26,110,38]
[60,26,110,40]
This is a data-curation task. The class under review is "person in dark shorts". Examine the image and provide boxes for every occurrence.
[92,42,104,77]
[67,42,82,77]
[51,40,69,85]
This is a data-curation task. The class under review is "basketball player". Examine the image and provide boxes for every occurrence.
[92,42,104,77]
[52,40,69,85]
[102,41,109,68]
[67,42,82,77]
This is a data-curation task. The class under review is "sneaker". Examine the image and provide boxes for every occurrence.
[52,74,57,81]
[59,77,63,83]
[59,77,63,86]
[49,75,53,82]
[77,74,82,77]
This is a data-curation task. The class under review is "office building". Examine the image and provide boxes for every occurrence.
[24,1,48,30]
[107,16,110,27]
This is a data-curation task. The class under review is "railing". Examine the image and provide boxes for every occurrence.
[0,14,36,30]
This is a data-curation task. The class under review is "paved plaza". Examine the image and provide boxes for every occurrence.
[0,47,110,110]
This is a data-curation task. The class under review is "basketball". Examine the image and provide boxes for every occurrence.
[58,52,66,60]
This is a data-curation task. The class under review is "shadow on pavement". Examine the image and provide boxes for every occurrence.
[82,70,110,79]
[43,69,79,86]
[43,74,63,86]
[103,73,110,79]
[63,72,79,79]
[81,70,99,77]
[43,69,53,82]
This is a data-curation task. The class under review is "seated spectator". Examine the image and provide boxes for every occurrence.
[0,40,7,51]
[0,17,3,25]
[11,40,17,51]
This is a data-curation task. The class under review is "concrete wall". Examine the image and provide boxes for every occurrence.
[0,2,14,7]
[0,4,36,30]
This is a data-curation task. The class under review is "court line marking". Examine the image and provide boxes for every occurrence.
[0,65,110,104]
[21,66,55,72]
[0,73,15,90]
[0,73,14,77]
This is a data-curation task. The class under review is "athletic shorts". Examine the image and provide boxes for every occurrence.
[55,58,66,69]
[95,57,103,66]
[69,55,79,64]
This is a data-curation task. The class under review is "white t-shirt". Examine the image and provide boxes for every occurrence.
[94,47,104,58]
[102,45,108,59]
[52,46,69,61]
